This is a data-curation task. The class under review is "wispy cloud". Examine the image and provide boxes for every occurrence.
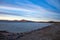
[0,6,34,12]
[0,0,60,21]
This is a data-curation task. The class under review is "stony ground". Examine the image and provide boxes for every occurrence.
[0,23,60,40]
[18,23,60,40]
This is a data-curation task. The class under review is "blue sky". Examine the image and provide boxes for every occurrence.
[0,0,60,21]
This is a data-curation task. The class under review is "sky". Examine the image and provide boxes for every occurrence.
[0,0,60,21]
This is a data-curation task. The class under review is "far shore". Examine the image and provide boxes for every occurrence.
[0,20,60,23]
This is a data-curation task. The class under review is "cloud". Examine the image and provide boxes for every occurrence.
[0,0,60,21]
[0,6,34,12]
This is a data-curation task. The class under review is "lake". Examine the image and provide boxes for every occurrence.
[0,22,52,33]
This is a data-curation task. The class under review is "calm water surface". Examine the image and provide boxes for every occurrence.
[0,22,52,33]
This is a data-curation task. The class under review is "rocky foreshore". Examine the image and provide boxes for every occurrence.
[0,31,25,40]
[0,23,60,40]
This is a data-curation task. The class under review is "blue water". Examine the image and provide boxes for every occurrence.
[0,22,52,33]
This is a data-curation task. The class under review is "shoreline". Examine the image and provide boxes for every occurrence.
[19,23,60,40]
[0,23,60,40]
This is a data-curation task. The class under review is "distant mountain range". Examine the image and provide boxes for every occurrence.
[0,19,60,23]
[0,19,35,22]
